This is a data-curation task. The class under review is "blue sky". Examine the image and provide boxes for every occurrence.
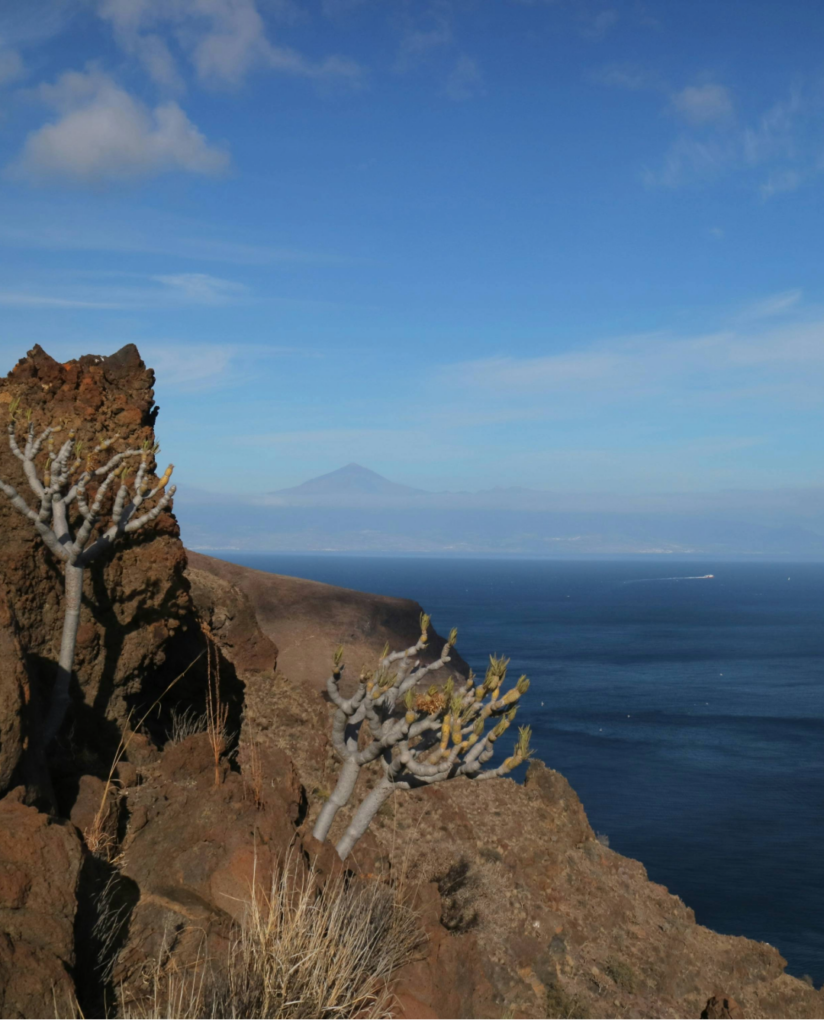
[1,0,824,498]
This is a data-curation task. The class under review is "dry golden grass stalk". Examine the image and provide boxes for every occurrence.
[245,739,264,810]
[118,852,425,1020]
[83,650,206,856]
[201,621,229,787]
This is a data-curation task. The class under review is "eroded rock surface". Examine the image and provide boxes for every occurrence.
[0,584,30,794]
[0,788,82,1018]
[0,345,194,763]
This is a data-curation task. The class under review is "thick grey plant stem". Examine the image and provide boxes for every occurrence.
[313,756,360,843]
[1,419,175,751]
[43,561,83,746]
[335,777,400,860]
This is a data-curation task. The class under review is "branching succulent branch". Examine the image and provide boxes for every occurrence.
[0,404,176,745]
[312,615,534,860]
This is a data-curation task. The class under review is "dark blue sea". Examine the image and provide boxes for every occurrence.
[207,554,824,984]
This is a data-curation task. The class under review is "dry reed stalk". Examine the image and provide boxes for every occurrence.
[243,739,264,810]
[201,621,229,786]
[82,650,205,856]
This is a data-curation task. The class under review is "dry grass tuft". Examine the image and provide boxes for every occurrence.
[119,853,425,1019]
[170,705,208,744]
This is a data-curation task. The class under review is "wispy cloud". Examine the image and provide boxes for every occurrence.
[0,292,122,309]
[393,11,452,74]
[0,203,341,265]
[444,55,483,102]
[594,64,820,198]
[645,84,820,195]
[8,68,229,184]
[141,342,238,392]
[671,83,733,124]
[442,301,824,412]
[760,169,802,199]
[736,288,802,322]
[589,62,663,91]
[0,271,250,309]
[151,272,248,303]
[580,8,619,40]
[97,0,362,90]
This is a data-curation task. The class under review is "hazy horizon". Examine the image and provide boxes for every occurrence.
[173,460,824,557]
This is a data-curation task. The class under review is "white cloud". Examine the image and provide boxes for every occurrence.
[8,69,229,183]
[444,55,483,102]
[444,307,824,411]
[97,0,361,88]
[759,169,802,199]
[644,134,735,188]
[671,83,733,124]
[736,288,802,321]
[152,272,248,303]
[742,93,800,165]
[0,199,340,265]
[0,292,122,309]
[0,270,248,309]
[647,86,817,194]
[394,14,451,73]
[141,342,237,391]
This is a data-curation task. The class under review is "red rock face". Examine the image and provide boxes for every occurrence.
[0,787,83,1018]
[0,583,32,794]
[0,345,192,750]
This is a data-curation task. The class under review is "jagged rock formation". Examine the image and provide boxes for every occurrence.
[0,346,195,771]
[0,345,821,1018]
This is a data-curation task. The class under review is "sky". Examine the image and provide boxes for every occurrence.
[1,0,824,499]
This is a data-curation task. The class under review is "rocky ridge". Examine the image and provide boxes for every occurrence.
[0,345,820,1018]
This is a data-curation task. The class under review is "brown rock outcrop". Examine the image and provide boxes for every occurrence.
[0,345,193,762]
[702,994,743,1018]
[0,584,31,794]
[110,732,318,1009]
[0,788,83,1017]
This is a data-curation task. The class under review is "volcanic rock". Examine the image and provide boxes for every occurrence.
[0,345,194,758]
[0,788,82,1018]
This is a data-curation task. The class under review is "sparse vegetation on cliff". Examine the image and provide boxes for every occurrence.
[118,855,423,1020]
[313,613,534,859]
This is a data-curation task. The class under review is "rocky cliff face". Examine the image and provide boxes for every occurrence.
[186,552,824,1020]
[0,345,822,1018]
[0,346,197,772]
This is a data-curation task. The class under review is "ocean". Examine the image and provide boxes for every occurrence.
[206,553,824,984]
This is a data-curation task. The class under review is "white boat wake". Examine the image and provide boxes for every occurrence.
[623,574,715,584]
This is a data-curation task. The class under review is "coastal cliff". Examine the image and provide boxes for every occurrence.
[0,345,822,1018]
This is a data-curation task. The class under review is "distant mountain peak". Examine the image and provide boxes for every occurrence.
[275,464,427,496]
